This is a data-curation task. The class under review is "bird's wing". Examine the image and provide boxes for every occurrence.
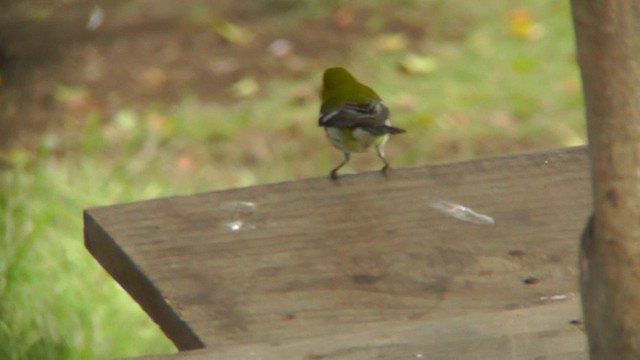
[319,100,390,128]
[319,101,405,135]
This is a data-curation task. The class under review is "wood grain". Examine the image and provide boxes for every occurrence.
[139,298,585,360]
[85,146,591,358]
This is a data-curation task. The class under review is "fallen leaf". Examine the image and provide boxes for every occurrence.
[507,8,545,40]
[375,33,409,52]
[230,77,259,98]
[399,54,438,75]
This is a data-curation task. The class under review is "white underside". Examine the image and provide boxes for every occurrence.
[325,127,389,153]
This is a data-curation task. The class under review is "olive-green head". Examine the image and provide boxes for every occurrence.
[321,67,381,112]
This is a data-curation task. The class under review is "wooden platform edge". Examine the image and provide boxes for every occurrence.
[83,210,205,351]
[136,299,586,360]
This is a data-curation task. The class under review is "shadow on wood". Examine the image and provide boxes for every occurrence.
[84,146,591,359]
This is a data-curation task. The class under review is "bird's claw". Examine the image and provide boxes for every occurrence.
[381,164,391,177]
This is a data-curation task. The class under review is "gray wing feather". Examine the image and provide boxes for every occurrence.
[319,101,404,135]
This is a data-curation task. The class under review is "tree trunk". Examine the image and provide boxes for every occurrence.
[571,0,640,358]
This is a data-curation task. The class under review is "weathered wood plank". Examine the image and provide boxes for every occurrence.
[140,299,585,360]
[85,146,591,358]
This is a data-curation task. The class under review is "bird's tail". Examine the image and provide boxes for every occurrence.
[362,125,407,136]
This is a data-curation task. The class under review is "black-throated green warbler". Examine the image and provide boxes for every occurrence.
[318,67,406,179]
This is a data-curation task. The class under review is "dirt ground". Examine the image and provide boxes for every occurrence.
[0,0,426,150]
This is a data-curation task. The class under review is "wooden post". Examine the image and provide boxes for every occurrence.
[571,0,640,358]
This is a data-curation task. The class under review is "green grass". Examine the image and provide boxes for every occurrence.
[1,154,177,359]
[0,0,584,358]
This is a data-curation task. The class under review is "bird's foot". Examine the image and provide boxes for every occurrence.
[381,164,391,177]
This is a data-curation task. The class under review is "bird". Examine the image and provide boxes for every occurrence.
[318,67,406,179]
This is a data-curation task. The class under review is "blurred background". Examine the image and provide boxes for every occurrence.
[0,0,583,358]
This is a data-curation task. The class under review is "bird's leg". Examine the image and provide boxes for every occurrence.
[330,152,350,180]
[375,144,390,176]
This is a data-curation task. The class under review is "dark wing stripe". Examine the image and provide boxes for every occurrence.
[318,110,339,125]
[320,101,391,128]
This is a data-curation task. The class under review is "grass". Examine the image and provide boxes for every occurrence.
[1,154,177,359]
[0,0,584,358]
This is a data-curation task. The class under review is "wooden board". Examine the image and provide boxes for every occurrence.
[138,299,584,360]
[84,146,591,359]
